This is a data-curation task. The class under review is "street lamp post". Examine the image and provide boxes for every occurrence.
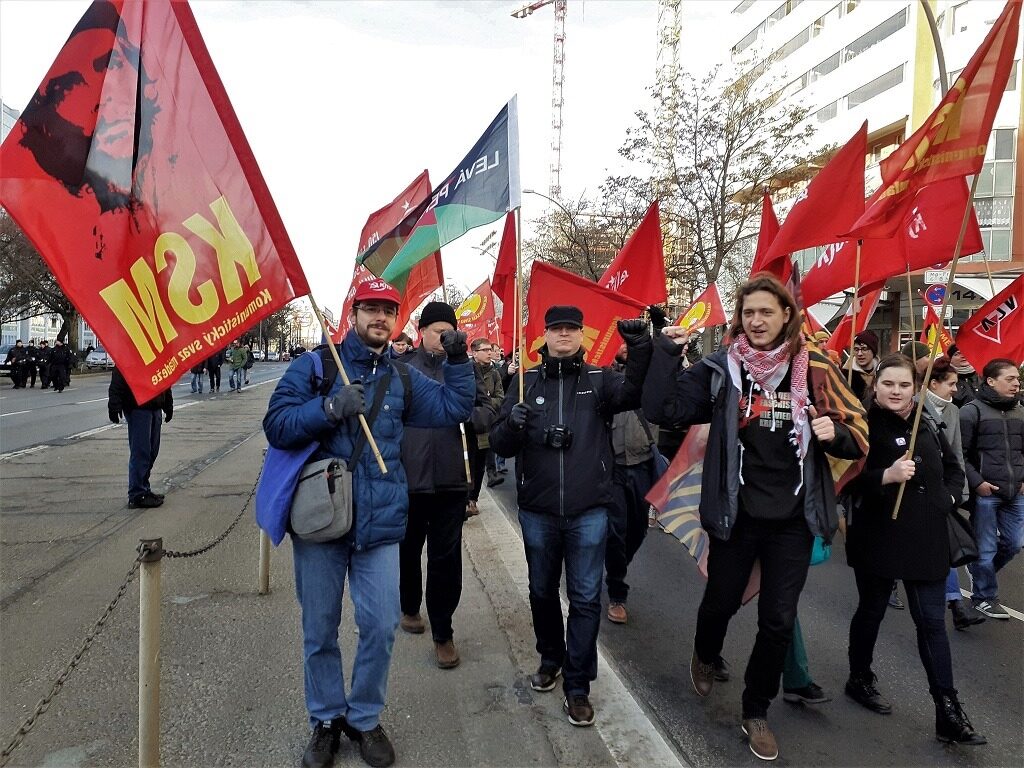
[522,188,575,221]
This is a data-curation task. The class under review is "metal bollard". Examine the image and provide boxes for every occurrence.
[137,538,163,768]
[258,529,271,595]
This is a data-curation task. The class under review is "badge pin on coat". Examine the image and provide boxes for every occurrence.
[535,396,545,405]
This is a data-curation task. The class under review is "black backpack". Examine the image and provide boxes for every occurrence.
[310,344,412,416]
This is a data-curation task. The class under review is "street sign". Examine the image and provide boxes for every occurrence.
[924,270,950,284]
[922,305,953,319]
[925,284,947,305]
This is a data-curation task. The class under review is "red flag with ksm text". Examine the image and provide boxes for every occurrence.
[456,279,500,345]
[492,211,517,353]
[524,261,646,367]
[674,284,727,332]
[599,201,667,306]
[953,274,1024,370]
[844,0,1021,239]
[0,0,308,402]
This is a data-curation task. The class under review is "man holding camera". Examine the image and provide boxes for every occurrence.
[490,305,650,727]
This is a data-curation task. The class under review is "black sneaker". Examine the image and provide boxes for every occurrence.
[530,664,561,692]
[356,725,395,768]
[486,471,504,488]
[949,599,985,630]
[302,719,342,768]
[783,682,831,705]
[129,494,163,509]
[563,694,596,727]
[713,656,730,682]
[845,673,892,714]
[973,599,1010,620]
[149,491,166,501]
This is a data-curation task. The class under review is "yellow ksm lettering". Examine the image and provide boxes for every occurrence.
[902,76,966,174]
[99,196,261,364]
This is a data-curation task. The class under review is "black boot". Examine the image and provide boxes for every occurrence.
[949,599,985,631]
[302,719,343,768]
[845,672,892,714]
[935,692,986,745]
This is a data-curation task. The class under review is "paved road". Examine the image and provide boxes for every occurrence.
[487,468,1024,767]
[0,363,286,456]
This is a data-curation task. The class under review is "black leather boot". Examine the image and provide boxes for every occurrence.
[935,692,987,745]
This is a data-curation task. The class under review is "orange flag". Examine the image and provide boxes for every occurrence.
[920,304,954,355]
[845,0,1022,239]
[456,279,500,345]
[674,284,727,332]
[0,1,307,402]
[599,201,667,305]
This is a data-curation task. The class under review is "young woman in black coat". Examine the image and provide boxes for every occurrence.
[844,354,985,746]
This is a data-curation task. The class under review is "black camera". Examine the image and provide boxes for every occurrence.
[543,424,574,450]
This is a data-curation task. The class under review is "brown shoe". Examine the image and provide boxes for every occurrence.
[400,613,425,634]
[741,718,779,761]
[563,694,596,727]
[434,639,460,669]
[690,651,715,697]
[465,500,479,518]
[607,602,627,624]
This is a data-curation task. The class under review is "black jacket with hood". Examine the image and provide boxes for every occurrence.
[959,384,1024,503]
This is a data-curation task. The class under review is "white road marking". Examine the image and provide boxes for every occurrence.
[0,410,31,418]
[74,397,107,405]
[68,423,121,440]
[0,445,47,461]
[478,491,686,768]
[960,588,1024,622]
[175,402,199,410]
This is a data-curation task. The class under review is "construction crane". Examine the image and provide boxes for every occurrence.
[512,0,567,200]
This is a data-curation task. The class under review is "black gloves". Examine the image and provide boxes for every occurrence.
[509,402,531,431]
[440,329,469,362]
[108,407,121,425]
[164,409,173,424]
[324,383,366,424]
[617,319,649,346]
[647,305,668,335]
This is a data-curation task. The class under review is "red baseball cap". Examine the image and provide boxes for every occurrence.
[352,278,401,306]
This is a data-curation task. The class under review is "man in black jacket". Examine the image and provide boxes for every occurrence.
[398,301,475,669]
[48,340,75,392]
[639,275,865,761]
[36,340,52,389]
[5,340,28,388]
[108,366,173,508]
[490,305,650,728]
[206,349,224,392]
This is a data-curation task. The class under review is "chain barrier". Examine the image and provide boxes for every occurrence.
[0,558,141,766]
[0,470,262,764]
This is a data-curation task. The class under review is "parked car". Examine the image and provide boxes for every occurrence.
[85,348,114,369]
[267,351,280,361]
[0,344,13,378]
[252,349,265,361]
[280,352,291,362]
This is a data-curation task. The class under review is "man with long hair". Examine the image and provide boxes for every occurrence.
[639,274,866,761]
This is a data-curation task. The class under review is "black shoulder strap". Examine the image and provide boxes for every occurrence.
[347,367,394,471]
[635,409,656,447]
[390,359,413,416]
[314,344,339,396]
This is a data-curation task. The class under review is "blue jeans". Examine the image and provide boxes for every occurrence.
[190,372,204,393]
[967,493,1024,602]
[518,508,607,696]
[292,537,400,730]
[126,409,161,501]
[229,368,244,390]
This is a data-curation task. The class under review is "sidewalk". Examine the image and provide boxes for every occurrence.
[0,387,682,767]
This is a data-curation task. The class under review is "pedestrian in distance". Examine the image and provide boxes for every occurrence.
[190,360,206,393]
[108,366,172,509]
[465,337,504,517]
[5,340,28,388]
[389,332,413,359]
[48,339,75,392]
[843,354,985,746]
[24,340,38,388]
[263,280,474,768]
[947,344,981,408]
[227,339,247,391]
[36,339,52,389]
[207,349,223,392]
[640,274,867,762]
[398,302,482,670]
[960,358,1024,620]
[243,341,255,384]
[490,304,652,729]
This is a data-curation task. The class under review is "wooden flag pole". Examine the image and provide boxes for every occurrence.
[892,172,981,520]
[905,266,917,363]
[846,240,863,386]
[308,294,389,475]
[516,207,525,403]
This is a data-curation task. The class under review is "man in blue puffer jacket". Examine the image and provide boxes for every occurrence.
[263,279,473,768]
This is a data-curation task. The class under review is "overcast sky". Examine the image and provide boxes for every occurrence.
[1,0,725,318]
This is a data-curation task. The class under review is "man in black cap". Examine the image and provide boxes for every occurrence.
[846,330,879,401]
[490,305,650,727]
[398,301,484,670]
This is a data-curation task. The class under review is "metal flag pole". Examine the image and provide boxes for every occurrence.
[516,206,525,402]
[308,294,388,475]
[892,172,981,520]
[847,240,862,386]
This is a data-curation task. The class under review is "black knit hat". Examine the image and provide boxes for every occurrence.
[544,305,584,329]
[854,330,879,356]
[418,301,457,329]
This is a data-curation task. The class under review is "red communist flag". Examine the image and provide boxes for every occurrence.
[761,123,867,266]
[846,0,1021,239]
[749,194,791,282]
[954,275,1024,370]
[599,201,667,305]
[801,178,983,306]
[492,211,517,353]
[674,284,727,332]
[456,279,500,345]
[825,282,884,355]
[0,1,308,402]
[524,261,646,367]
[920,304,954,355]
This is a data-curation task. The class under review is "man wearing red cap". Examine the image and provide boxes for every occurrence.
[264,279,475,768]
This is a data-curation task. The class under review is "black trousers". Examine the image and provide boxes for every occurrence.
[208,366,221,391]
[38,363,50,389]
[26,363,36,386]
[468,440,488,502]
[848,569,954,699]
[604,460,654,603]
[399,491,467,642]
[694,511,813,718]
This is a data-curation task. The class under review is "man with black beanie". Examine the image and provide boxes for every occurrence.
[398,301,481,670]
